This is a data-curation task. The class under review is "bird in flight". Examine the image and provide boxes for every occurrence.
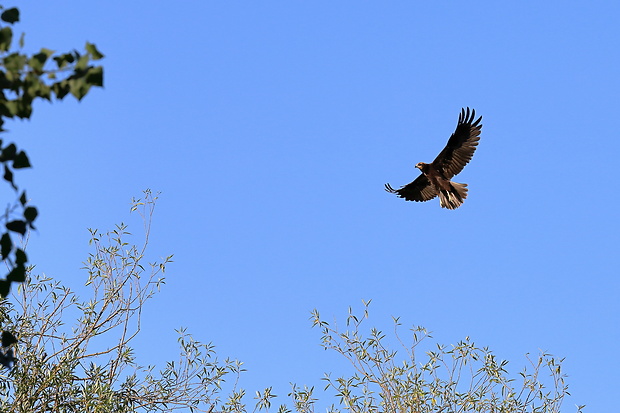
[385,108,482,209]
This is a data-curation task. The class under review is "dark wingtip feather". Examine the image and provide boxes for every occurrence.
[460,107,482,126]
[384,183,397,193]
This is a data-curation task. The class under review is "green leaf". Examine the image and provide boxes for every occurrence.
[39,47,54,58]
[13,101,32,119]
[3,52,27,72]
[86,66,104,87]
[18,32,24,48]
[69,78,90,100]
[0,233,11,260]
[52,81,70,99]
[31,81,51,100]
[2,101,16,117]
[28,49,54,72]
[85,42,104,60]
[75,54,89,71]
[28,55,45,72]
[6,220,26,235]
[24,206,37,222]
[53,52,75,69]
[1,8,19,24]
[2,101,20,117]
[13,151,30,168]
[24,73,45,98]
[0,280,10,298]
[0,27,12,51]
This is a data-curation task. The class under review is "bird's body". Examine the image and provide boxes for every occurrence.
[385,108,482,209]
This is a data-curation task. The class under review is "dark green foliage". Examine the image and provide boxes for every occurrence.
[0,4,104,301]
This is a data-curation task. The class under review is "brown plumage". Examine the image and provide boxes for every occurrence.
[385,108,482,209]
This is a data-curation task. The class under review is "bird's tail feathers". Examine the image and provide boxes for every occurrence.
[439,182,468,210]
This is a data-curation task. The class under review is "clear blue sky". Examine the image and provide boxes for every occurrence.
[9,1,620,411]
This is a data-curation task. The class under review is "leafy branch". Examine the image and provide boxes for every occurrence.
[0,4,104,300]
[309,301,584,413]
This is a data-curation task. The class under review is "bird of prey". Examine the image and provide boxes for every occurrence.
[385,108,482,209]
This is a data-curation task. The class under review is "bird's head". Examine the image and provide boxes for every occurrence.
[415,162,426,170]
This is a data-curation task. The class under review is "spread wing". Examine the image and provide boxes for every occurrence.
[384,174,437,202]
[432,107,482,179]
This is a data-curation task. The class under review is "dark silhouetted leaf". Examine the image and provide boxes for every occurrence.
[6,220,26,235]
[1,8,19,24]
[15,248,26,265]
[13,151,30,168]
[0,73,11,91]
[19,191,27,205]
[24,206,37,222]
[1,331,17,347]
[0,144,16,161]
[0,102,13,118]
[7,265,24,282]
[0,280,10,298]
[14,102,32,119]
[3,165,14,189]
[0,347,16,368]
[0,233,11,260]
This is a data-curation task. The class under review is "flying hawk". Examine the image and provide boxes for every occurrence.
[385,108,482,209]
